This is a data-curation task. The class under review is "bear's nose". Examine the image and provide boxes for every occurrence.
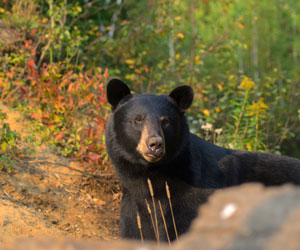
[147,137,163,155]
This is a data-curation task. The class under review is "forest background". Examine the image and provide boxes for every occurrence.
[0,0,300,173]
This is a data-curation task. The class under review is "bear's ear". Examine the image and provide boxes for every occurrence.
[169,85,194,111]
[107,79,131,107]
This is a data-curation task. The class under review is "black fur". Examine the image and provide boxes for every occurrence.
[105,79,300,241]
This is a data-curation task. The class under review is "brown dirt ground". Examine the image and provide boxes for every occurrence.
[0,104,120,246]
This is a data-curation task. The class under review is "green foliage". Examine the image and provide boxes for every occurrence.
[95,0,300,153]
[0,0,110,170]
[0,0,300,158]
[0,109,21,170]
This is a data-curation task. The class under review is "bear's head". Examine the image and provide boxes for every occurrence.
[106,79,193,167]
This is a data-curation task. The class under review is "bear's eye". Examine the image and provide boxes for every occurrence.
[160,116,169,127]
[134,115,144,124]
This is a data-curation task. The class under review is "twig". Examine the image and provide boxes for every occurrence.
[278,117,290,146]
[26,160,70,167]
[234,89,249,145]
[4,190,11,199]
[20,159,114,178]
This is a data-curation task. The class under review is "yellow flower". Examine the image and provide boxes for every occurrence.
[125,59,135,65]
[247,98,268,117]
[177,33,184,39]
[217,84,223,91]
[120,20,129,26]
[203,109,210,117]
[236,22,245,29]
[239,76,255,91]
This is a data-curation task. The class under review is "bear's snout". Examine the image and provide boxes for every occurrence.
[147,136,164,155]
[136,122,165,163]
[142,135,165,162]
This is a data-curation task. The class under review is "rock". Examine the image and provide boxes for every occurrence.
[174,183,300,250]
[2,184,300,250]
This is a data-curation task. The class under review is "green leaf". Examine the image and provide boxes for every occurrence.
[1,141,8,153]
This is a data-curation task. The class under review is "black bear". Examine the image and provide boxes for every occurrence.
[105,78,300,242]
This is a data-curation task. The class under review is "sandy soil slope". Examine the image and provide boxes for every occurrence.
[0,104,120,246]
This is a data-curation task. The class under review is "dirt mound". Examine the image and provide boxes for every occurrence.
[0,104,120,246]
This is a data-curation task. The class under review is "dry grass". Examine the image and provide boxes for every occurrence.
[145,198,157,239]
[158,200,171,244]
[137,179,179,245]
[147,178,160,243]
[166,182,178,241]
[136,212,144,243]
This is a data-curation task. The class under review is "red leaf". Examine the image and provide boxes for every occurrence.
[89,153,101,161]
[31,112,41,120]
[30,28,37,36]
[69,97,73,108]
[55,132,65,141]
[24,40,30,49]
[86,93,94,102]
[68,83,74,93]
[77,147,84,156]
[78,99,84,106]
[104,68,109,79]
[98,83,104,93]
[28,59,35,68]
